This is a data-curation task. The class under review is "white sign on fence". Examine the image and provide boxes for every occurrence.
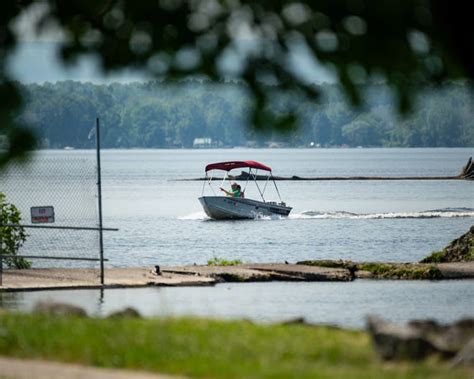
[31,206,55,223]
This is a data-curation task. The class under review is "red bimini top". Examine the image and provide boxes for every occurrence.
[205,160,272,172]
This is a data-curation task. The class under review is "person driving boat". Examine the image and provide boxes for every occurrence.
[200,160,291,220]
[220,183,242,197]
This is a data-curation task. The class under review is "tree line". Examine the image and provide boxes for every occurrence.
[17,80,474,149]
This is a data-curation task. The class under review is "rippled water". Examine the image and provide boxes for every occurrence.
[2,148,473,265]
[97,148,473,266]
[2,148,473,326]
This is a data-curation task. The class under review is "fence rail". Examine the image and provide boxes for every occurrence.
[0,224,118,231]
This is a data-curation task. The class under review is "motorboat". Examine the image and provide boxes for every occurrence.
[199,160,292,220]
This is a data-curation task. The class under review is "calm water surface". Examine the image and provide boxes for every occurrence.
[100,148,473,266]
[1,280,473,329]
[1,148,473,326]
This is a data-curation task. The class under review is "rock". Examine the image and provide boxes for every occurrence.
[407,319,442,334]
[367,316,474,361]
[452,338,474,366]
[421,225,474,263]
[446,319,474,351]
[33,301,87,317]
[409,318,474,354]
[107,307,141,318]
[354,270,373,279]
[280,317,307,326]
[367,315,438,360]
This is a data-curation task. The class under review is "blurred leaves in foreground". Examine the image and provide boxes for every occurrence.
[1,0,473,164]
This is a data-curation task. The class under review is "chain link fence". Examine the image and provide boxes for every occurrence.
[0,148,105,287]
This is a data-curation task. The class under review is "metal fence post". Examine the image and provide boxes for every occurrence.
[96,117,105,285]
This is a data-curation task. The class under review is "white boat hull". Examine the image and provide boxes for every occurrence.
[199,196,292,220]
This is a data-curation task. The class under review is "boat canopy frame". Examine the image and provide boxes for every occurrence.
[201,161,284,204]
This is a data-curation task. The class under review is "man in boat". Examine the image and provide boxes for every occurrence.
[220,183,242,198]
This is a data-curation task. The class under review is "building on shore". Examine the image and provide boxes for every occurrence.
[193,137,213,148]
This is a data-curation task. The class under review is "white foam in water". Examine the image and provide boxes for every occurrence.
[178,211,209,220]
[291,207,474,220]
[179,212,283,221]
[253,213,285,221]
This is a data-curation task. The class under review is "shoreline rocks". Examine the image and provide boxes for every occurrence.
[297,260,445,279]
[367,315,474,366]
[421,225,474,263]
[33,301,88,317]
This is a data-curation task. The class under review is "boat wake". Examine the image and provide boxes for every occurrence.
[291,207,474,220]
[178,212,210,220]
[179,208,474,221]
[178,211,282,221]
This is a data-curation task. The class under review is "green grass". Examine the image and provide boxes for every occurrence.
[421,246,474,263]
[207,257,243,266]
[298,260,443,279]
[357,263,443,279]
[0,313,470,378]
[420,251,447,263]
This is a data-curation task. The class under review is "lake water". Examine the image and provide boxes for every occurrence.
[100,148,473,266]
[1,147,473,327]
[1,280,473,329]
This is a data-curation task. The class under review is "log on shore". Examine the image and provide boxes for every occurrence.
[460,156,474,179]
[177,157,473,181]
[179,173,461,181]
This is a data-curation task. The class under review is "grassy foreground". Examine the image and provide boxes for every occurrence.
[0,313,470,379]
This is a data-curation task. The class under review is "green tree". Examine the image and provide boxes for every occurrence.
[14,80,474,148]
[0,192,30,269]
[342,112,389,146]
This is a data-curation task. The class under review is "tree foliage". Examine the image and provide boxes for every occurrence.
[18,80,474,148]
[0,192,30,269]
[1,1,473,164]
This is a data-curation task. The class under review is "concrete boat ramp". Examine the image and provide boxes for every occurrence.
[0,263,350,291]
[163,263,352,282]
[1,262,473,292]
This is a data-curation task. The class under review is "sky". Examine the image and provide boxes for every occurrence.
[7,40,336,85]
[7,42,147,84]
[7,3,335,85]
